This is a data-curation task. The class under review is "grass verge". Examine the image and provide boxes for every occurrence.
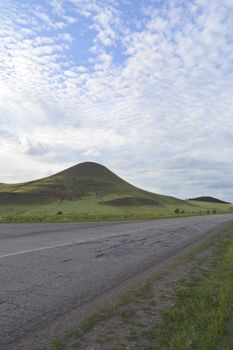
[147,229,233,350]
[0,212,223,223]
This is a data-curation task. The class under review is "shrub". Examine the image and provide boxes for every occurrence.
[174,208,180,214]
[57,211,63,215]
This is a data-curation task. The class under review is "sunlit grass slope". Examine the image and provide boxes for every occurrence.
[0,162,232,220]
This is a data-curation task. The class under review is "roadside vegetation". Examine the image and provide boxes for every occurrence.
[0,199,232,223]
[0,208,230,223]
[35,222,233,350]
[147,228,233,350]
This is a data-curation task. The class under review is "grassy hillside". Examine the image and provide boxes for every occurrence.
[188,196,231,204]
[0,162,232,221]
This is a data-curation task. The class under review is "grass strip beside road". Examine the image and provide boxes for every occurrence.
[35,222,233,350]
[147,227,233,350]
[0,212,225,223]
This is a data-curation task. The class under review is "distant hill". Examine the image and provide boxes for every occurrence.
[0,162,183,207]
[188,196,231,205]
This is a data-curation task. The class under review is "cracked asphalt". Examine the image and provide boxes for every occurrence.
[0,214,233,350]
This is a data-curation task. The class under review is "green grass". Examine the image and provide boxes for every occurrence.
[146,231,233,350]
[80,307,115,333]
[0,212,207,223]
[51,339,66,350]
[0,200,232,223]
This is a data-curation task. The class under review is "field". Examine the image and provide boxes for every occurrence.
[0,162,232,222]
[0,198,232,223]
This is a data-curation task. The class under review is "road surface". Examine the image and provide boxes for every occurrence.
[0,214,233,349]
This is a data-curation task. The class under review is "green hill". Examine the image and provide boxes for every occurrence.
[0,162,232,221]
[188,196,231,204]
[0,162,182,206]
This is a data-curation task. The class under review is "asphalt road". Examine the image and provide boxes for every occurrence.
[0,214,233,349]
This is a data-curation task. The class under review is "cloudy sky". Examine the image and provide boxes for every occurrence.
[0,0,233,201]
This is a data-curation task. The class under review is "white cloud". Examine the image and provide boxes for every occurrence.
[0,0,233,201]
[83,149,100,157]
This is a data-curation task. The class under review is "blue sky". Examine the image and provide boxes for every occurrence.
[0,0,233,201]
